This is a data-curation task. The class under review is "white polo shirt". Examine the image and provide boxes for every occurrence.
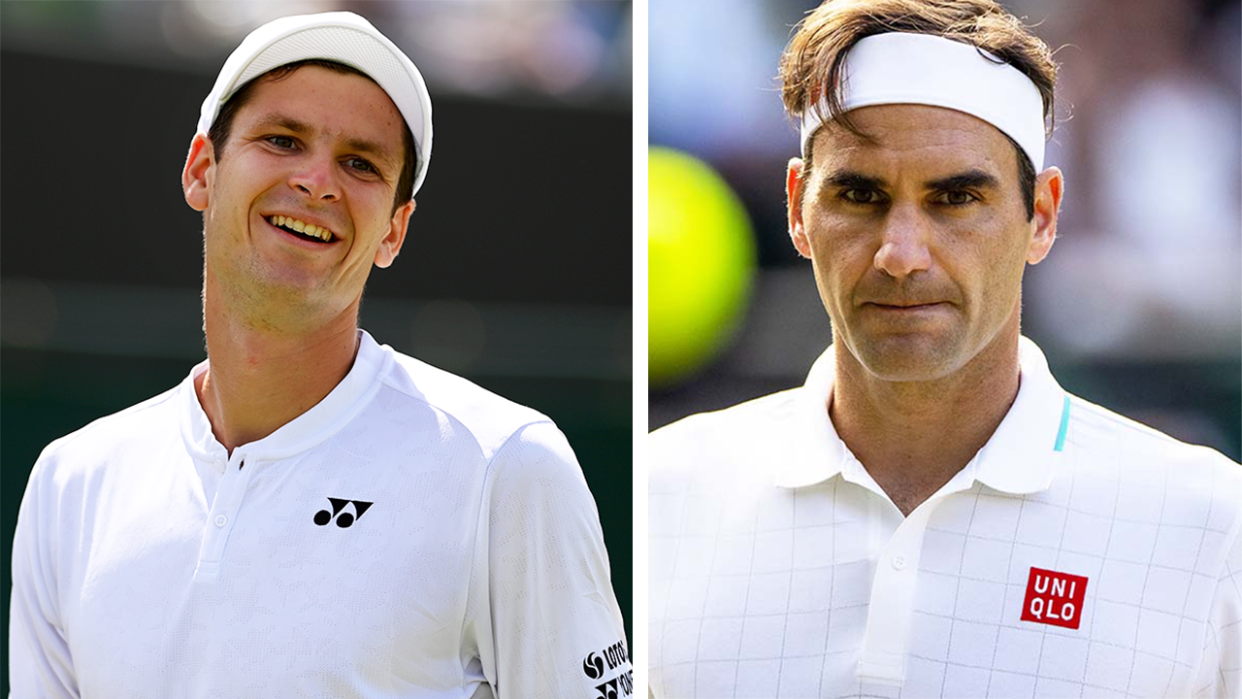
[650,337,1242,698]
[11,330,631,699]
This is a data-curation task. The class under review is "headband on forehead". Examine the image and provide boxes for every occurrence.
[799,32,1047,171]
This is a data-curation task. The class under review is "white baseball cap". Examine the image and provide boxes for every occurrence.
[197,11,433,196]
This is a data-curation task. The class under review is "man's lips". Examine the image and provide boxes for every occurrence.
[860,301,952,318]
[862,301,948,309]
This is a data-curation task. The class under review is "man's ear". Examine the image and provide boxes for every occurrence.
[1026,166,1063,265]
[374,199,416,269]
[183,133,214,212]
[787,158,812,259]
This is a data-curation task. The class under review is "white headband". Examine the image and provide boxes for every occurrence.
[799,32,1046,171]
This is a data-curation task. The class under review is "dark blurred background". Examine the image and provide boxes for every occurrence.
[649,0,1242,465]
[1,0,633,684]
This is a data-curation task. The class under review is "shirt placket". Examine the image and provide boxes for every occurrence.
[195,450,254,582]
[856,501,939,685]
[848,461,979,687]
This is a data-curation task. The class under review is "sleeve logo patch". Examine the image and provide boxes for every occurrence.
[1020,566,1088,629]
[582,652,605,679]
[580,640,632,698]
[594,678,620,699]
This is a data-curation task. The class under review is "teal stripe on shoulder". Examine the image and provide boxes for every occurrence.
[1053,394,1071,452]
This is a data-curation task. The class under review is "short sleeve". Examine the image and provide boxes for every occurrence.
[472,421,632,699]
[10,452,80,698]
[1193,509,1242,698]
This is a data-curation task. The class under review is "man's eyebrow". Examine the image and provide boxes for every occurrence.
[926,169,1000,191]
[821,169,1001,192]
[256,115,314,135]
[823,170,890,190]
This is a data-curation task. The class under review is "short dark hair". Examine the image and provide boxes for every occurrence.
[206,59,418,214]
[780,0,1057,220]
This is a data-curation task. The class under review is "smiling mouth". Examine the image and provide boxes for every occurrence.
[266,215,334,243]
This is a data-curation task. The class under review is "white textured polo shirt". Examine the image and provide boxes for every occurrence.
[650,337,1242,698]
[11,330,631,699]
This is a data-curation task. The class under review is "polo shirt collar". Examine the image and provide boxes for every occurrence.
[180,329,393,464]
[773,344,849,489]
[974,337,1067,493]
[775,336,1068,496]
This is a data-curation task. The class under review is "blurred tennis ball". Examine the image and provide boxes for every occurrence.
[649,147,756,388]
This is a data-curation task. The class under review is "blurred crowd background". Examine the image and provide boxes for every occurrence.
[650,0,1242,465]
[1,0,633,679]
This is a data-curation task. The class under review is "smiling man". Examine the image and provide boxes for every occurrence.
[11,12,629,698]
[649,1,1241,696]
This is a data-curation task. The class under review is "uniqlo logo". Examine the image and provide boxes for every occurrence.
[1021,567,1088,629]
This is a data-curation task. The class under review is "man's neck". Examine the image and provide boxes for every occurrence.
[829,328,1021,517]
[195,288,361,454]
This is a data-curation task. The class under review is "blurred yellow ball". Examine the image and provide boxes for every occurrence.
[649,147,756,388]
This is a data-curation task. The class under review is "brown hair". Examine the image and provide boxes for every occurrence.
[779,0,1057,219]
[207,59,418,214]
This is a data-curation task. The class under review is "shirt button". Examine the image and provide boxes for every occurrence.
[892,555,907,570]
[214,514,228,527]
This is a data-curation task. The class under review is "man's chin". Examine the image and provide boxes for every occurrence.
[846,333,966,383]
[216,272,337,328]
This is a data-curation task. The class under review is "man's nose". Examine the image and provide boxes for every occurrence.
[873,202,932,279]
[288,154,341,202]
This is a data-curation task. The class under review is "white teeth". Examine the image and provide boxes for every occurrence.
[269,215,332,241]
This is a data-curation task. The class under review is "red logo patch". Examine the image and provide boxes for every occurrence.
[1020,567,1088,629]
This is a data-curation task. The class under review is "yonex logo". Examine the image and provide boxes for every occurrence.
[594,679,619,699]
[593,673,634,699]
[314,497,373,528]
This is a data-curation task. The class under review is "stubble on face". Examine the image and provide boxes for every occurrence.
[795,105,1034,384]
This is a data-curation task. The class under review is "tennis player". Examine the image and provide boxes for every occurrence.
[11,12,630,698]
[649,0,1241,696]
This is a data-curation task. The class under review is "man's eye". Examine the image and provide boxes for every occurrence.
[936,190,976,206]
[267,136,295,149]
[346,158,376,174]
[842,189,881,204]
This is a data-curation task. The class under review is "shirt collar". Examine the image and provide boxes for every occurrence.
[775,336,1068,495]
[773,345,849,489]
[180,329,393,464]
